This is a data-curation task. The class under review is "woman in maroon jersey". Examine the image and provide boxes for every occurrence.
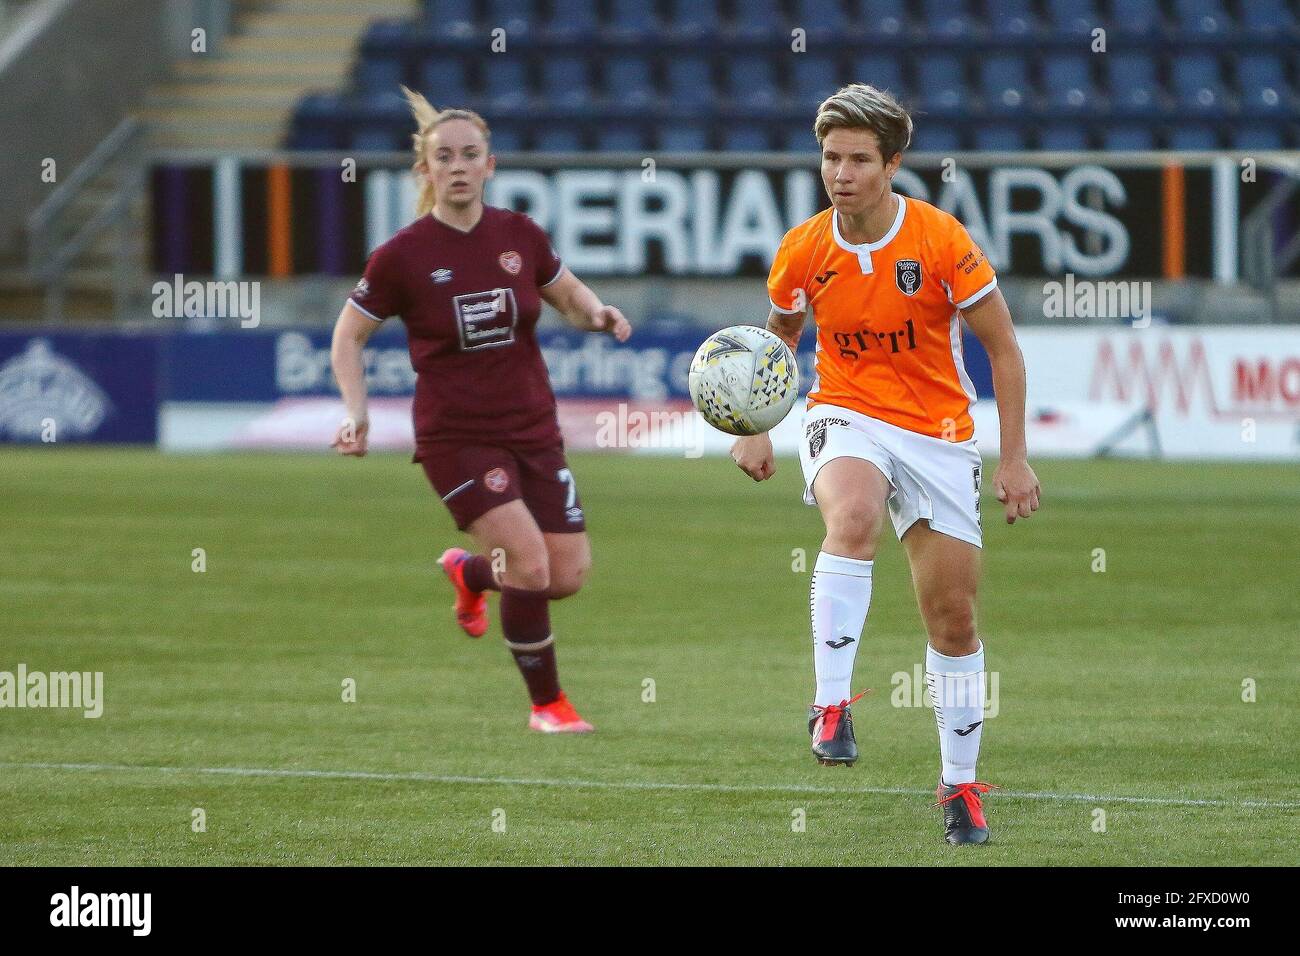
[329,88,631,733]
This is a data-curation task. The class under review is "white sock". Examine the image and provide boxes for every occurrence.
[926,641,986,785]
[810,551,872,707]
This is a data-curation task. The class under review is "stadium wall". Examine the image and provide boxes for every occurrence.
[2,325,1297,460]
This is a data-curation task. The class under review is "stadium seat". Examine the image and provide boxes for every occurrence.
[721,128,772,151]
[289,93,347,150]
[605,56,654,109]
[541,57,591,111]
[1171,54,1229,119]
[729,0,784,40]
[1240,0,1296,40]
[544,0,598,42]
[1236,54,1293,119]
[423,0,477,39]
[1231,125,1284,150]
[490,122,525,152]
[666,57,714,114]
[973,124,1028,151]
[1038,125,1090,150]
[792,55,839,107]
[856,0,910,42]
[909,125,961,152]
[792,0,852,41]
[1044,0,1097,38]
[664,0,720,38]
[851,53,905,95]
[980,54,1033,117]
[1167,124,1220,150]
[607,0,660,40]
[1101,125,1157,150]
[915,54,968,117]
[1041,55,1100,117]
[985,0,1037,38]
[485,58,529,113]
[1109,0,1162,39]
[356,58,405,96]
[1172,0,1233,44]
[781,122,815,152]
[486,0,535,36]
[596,122,649,151]
[350,127,400,151]
[534,127,586,152]
[659,123,711,152]
[419,57,473,107]
[921,0,975,40]
[726,55,780,110]
[1104,53,1162,119]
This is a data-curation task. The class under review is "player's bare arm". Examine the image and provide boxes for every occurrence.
[730,305,806,481]
[329,300,381,457]
[961,287,1041,524]
[540,268,632,342]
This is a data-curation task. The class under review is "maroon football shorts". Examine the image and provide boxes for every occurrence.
[416,441,586,534]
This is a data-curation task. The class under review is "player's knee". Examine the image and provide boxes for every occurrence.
[924,594,977,650]
[823,504,883,558]
[508,554,551,592]
[549,561,588,599]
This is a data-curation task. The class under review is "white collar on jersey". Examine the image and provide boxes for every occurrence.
[831,194,907,276]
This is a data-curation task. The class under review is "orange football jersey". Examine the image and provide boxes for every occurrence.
[767,195,997,441]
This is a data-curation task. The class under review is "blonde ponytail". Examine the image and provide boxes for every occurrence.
[401,85,492,217]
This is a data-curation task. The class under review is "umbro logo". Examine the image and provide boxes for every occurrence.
[431,269,453,283]
[824,636,855,649]
[815,270,838,285]
[954,721,983,737]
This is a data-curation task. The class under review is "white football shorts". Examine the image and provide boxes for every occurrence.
[798,403,985,549]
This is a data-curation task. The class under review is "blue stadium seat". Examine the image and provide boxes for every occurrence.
[490,122,525,152]
[1232,125,1284,149]
[485,59,529,113]
[356,58,405,96]
[1045,0,1097,38]
[985,0,1037,38]
[721,128,773,151]
[1172,0,1233,44]
[1041,54,1099,116]
[607,0,660,39]
[659,123,711,152]
[605,56,654,109]
[665,0,720,38]
[921,0,975,40]
[915,54,967,117]
[980,54,1032,117]
[793,0,851,41]
[1109,0,1162,39]
[544,0,599,41]
[1104,53,1161,119]
[289,93,346,150]
[851,53,904,95]
[730,0,784,40]
[351,127,400,151]
[1038,125,1090,150]
[856,0,910,42]
[1240,0,1296,39]
[726,55,780,109]
[1236,54,1292,119]
[666,57,713,114]
[1171,54,1229,118]
[792,55,839,106]
[1102,125,1157,150]
[419,58,473,107]
[596,122,650,151]
[1167,125,1220,149]
[486,0,535,36]
[535,127,585,152]
[973,124,1028,150]
[781,122,816,152]
[423,0,477,39]
[541,57,591,110]
[909,126,961,152]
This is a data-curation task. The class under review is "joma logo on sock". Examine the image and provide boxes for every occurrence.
[889,665,999,718]
[824,636,856,649]
[50,886,151,936]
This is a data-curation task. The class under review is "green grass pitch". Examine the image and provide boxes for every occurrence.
[1,448,1297,866]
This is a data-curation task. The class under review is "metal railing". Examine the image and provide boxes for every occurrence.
[1241,157,1300,322]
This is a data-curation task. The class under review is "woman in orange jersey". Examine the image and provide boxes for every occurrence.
[731,84,1041,846]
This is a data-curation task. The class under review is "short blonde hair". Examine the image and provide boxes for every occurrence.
[401,85,492,216]
[814,83,913,161]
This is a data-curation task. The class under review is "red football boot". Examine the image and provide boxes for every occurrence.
[528,691,594,734]
[437,547,488,638]
[934,780,999,845]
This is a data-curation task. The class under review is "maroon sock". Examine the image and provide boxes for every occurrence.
[462,553,500,593]
[499,586,560,706]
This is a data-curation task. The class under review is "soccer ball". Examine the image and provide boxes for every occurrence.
[688,325,800,436]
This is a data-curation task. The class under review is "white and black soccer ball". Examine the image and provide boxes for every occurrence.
[687,325,800,436]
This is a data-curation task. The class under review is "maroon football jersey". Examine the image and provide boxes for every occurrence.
[348,206,565,450]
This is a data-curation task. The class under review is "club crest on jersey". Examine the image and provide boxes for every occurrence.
[896,259,922,296]
[352,277,369,297]
[485,467,509,493]
[498,251,522,275]
[430,268,452,284]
